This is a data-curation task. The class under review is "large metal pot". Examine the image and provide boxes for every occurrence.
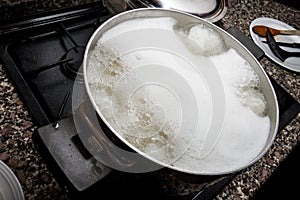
[72,8,279,176]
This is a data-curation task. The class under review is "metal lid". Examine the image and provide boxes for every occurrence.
[0,160,25,200]
[126,0,227,22]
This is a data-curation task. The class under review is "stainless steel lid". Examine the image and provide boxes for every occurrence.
[103,0,227,23]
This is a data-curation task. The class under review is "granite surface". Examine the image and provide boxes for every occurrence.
[0,0,300,199]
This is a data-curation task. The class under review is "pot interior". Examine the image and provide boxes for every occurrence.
[82,8,279,175]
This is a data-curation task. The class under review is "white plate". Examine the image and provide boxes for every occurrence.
[0,160,25,200]
[250,17,300,72]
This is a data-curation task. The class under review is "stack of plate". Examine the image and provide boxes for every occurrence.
[0,160,25,200]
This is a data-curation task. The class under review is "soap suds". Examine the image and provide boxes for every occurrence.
[86,16,271,173]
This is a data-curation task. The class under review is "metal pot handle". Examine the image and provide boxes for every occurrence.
[73,101,136,169]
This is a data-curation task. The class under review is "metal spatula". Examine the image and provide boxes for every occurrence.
[266,28,300,62]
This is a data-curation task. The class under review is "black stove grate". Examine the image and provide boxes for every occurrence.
[0,3,111,125]
[1,3,300,200]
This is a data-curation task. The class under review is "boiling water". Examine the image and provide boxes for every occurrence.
[86,16,270,173]
[174,48,270,173]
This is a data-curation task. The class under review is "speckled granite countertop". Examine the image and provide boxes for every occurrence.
[0,0,300,199]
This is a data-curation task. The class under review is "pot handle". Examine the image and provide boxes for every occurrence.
[73,101,136,169]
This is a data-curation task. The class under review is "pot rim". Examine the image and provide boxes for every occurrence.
[81,8,279,175]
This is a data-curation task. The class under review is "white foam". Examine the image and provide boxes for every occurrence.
[188,24,227,56]
[86,17,200,164]
[86,16,271,173]
[174,48,270,173]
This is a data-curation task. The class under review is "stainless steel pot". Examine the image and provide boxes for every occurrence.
[73,8,279,176]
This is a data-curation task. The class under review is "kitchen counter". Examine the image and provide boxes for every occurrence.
[0,0,300,199]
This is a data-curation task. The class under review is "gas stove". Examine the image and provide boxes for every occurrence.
[1,3,300,199]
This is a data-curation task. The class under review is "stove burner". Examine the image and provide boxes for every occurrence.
[60,46,85,80]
